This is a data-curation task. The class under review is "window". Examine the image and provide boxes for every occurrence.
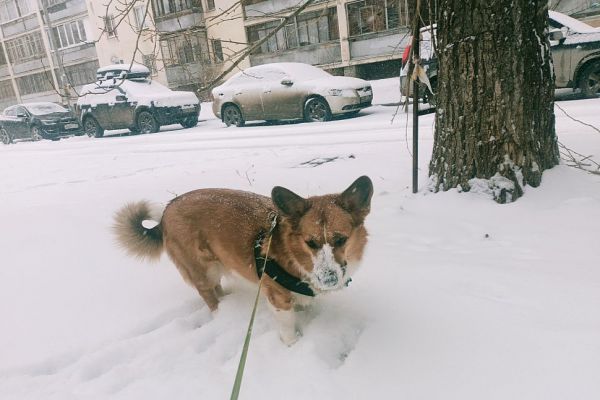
[211,39,223,62]
[16,71,56,95]
[0,0,30,23]
[50,19,87,49]
[160,32,210,66]
[0,46,6,66]
[133,4,150,30]
[206,0,214,10]
[142,54,158,74]
[246,7,338,55]
[151,0,201,17]
[103,15,117,37]
[65,60,99,86]
[347,0,406,36]
[5,32,45,64]
[0,80,16,101]
[43,0,66,6]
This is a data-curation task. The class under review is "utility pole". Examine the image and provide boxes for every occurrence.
[411,0,422,194]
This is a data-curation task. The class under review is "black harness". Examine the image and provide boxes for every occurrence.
[254,230,315,297]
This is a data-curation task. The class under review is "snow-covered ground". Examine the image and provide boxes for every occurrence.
[1,79,599,399]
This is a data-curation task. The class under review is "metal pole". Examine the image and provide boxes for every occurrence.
[412,3,421,194]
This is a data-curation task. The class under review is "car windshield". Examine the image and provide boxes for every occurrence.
[120,79,172,96]
[26,103,68,115]
[278,63,331,80]
[226,63,332,85]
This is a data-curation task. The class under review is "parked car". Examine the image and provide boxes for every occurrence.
[211,62,373,127]
[77,65,200,138]
[400,10,600,102]
[0,102,82,145]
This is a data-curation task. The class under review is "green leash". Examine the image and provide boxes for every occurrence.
[230,214,276,400]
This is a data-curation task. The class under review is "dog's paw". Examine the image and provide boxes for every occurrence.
[280,328,302,346]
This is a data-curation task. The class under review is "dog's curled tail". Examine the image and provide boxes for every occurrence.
[113,201,164,261]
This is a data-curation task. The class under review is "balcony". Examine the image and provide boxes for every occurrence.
[244,0,327,20]
[349,29,410,61]
[1,14,39,39]
[250,41,341,67]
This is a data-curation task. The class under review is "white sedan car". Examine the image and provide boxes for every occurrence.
[212,62,373,126]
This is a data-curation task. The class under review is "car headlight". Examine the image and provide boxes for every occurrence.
[40,120,57,125]
[328,89,356,97]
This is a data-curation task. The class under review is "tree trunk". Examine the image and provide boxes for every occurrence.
[429,1,559,203]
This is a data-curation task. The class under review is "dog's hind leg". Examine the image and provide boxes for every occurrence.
[166,245,221,311]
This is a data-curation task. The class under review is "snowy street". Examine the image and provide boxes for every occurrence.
[1,79,599,399]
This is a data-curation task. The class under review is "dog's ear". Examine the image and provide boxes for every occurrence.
[337,176,373,224]
[272,186,310,218]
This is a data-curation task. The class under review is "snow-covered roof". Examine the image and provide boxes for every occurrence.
[548,10,600,33]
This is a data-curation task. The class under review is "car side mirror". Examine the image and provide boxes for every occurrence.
[548,28,566,43]
[115,95,127,102]
[281,79,293,86]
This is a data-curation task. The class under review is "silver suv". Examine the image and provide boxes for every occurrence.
[548,10,600,97]
[77,65,200,138]
[401,10,600,101]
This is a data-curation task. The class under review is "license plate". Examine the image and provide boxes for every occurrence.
[65,123,79,129]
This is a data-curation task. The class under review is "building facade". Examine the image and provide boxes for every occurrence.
[84,0,169,86]
[244,0,412,79]
[0,0,100,110]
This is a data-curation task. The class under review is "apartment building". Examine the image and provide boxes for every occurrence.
[0,0,99,110]
[85,0,169,86]
[244,0,412,79]
[147,0,250,92]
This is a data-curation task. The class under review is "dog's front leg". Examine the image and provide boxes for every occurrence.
[267,302,300,346]
[264,284,300,345]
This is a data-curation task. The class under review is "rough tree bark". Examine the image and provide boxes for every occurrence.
[429,1,560,203]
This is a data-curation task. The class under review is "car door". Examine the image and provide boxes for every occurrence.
[109,87,135,129]
[260,70,303,120]
[91,87,121,130]
[13,106,31,138]
[229,73,265,121]
[1,107,20,139]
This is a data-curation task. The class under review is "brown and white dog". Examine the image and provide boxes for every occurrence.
[113,176,373,345]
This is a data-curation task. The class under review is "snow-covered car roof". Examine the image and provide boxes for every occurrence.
[226,62,331,84]
[96,63,150,80]
[548,10,600,33]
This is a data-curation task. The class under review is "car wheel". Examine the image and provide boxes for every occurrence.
[222,104,245,127]
[578,61,600,98]
[30,126,44,141]
[180,116,198,128]
[137,111,159,134]
[304,97,331,122]
[0,128,12,145]
[83,117,104,138]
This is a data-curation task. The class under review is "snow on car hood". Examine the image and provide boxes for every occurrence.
[132,90,199,107]
[305,76,370,90]
[562,31,600,46]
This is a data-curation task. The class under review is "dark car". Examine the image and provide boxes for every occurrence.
[0,102,83,145]
[77,64,200,138]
